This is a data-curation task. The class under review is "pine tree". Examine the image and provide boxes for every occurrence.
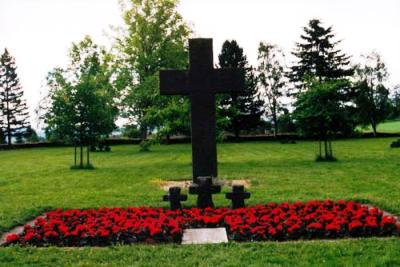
[0,49,30,146]
[218,40,264,139]
[290,19,353,91]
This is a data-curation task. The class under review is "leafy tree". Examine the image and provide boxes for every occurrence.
[115,0,191,140]
[290,19,353,92]
[217,40,264,139]
[354,52,390,136]
[294,78,353,161]
[0,49,31,146]
[42,37,118,168]
[388,85,400,119]
[257,42,287,136]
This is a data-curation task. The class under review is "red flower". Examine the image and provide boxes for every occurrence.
[307,222,323,230]
[348,220,363,232]
[6,233,19,243]
[326,223,340,232]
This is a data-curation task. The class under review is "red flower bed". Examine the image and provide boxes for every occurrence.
[5,200,399,246]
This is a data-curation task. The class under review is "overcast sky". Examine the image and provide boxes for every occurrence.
[0,0,399,128]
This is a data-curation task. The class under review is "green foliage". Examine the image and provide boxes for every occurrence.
[0,49,31,146]
[388,85,400,119]
[354,51,390,136]
[121,124,141,138]
[290,19,353,92]
[294,78,354,160]
[116,0,191,140]
[139,139,153,152]
[217,40,264,138]
[25,127,39,143]
[41,36,118,167]
[257,42,287,136]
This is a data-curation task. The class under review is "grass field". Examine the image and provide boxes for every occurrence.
[0,138,399,266]
[359,120,400,133]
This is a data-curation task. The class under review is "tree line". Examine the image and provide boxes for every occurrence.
[1,0,399,164]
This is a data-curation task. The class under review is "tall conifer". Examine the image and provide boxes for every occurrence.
[0,49,30,146]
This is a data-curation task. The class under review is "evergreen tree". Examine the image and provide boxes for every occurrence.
[217,40,264,139]
[0,49,30,146]
[290,19,353,92]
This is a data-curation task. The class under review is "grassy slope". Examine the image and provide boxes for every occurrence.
[0,138,399,266]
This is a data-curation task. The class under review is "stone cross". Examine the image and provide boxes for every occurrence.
[226,185,251,209]
[163,187,187,210]
[189,177,221,208]
[160,38,245,182]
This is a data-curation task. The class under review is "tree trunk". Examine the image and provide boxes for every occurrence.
[371,121,377,137]
[6,88,11,147]
[273,113,278,138]
[80,143,83,168]
[324,138,328,159]
[232,94,240,140]
[86,146,90,166]
[140,123,148,140]
[74,145,77,166]
[319,140,322,158]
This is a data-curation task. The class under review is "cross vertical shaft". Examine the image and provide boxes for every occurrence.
[188,39,217,181]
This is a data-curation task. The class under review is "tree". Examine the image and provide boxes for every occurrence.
[294,78,353,161]
[257,42,287,136]
[0,49,31,146]
[290,19,353,92]
[42,37,118,168]
[353,52,390,136]
[115,0,191,140]
[217,40,264,139]
[388,85,400,120]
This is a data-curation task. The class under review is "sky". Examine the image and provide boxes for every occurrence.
[0,0,399,129]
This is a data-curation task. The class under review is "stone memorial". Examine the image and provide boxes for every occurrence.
[181,227,228,245]
[160,38,245,207]
[163,186,187,210]
[226,185,251,209]
[188,176,221,208]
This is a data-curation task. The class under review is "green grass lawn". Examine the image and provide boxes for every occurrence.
[359,120,400,133]
[0,138,399,266]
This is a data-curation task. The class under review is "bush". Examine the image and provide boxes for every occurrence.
[390,139,400,148]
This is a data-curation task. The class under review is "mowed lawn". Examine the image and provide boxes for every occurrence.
[0,138,399,266]
[360,120,400,133]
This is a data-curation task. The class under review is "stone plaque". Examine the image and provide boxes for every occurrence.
[181,227,228,245]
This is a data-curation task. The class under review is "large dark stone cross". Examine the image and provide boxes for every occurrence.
[160,38,244,183]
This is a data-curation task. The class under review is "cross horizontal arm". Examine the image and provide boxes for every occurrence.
[160,70,189,95]
[212,69,245,94]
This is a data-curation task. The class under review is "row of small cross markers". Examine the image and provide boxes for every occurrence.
[163,177,251,210]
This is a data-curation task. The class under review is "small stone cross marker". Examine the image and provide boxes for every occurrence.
[163,187,187,210]
[160,38,245,182]
[226,185,251,209]
[189,177,221,208]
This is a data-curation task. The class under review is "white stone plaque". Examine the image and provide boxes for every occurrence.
[181,227,228,245]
